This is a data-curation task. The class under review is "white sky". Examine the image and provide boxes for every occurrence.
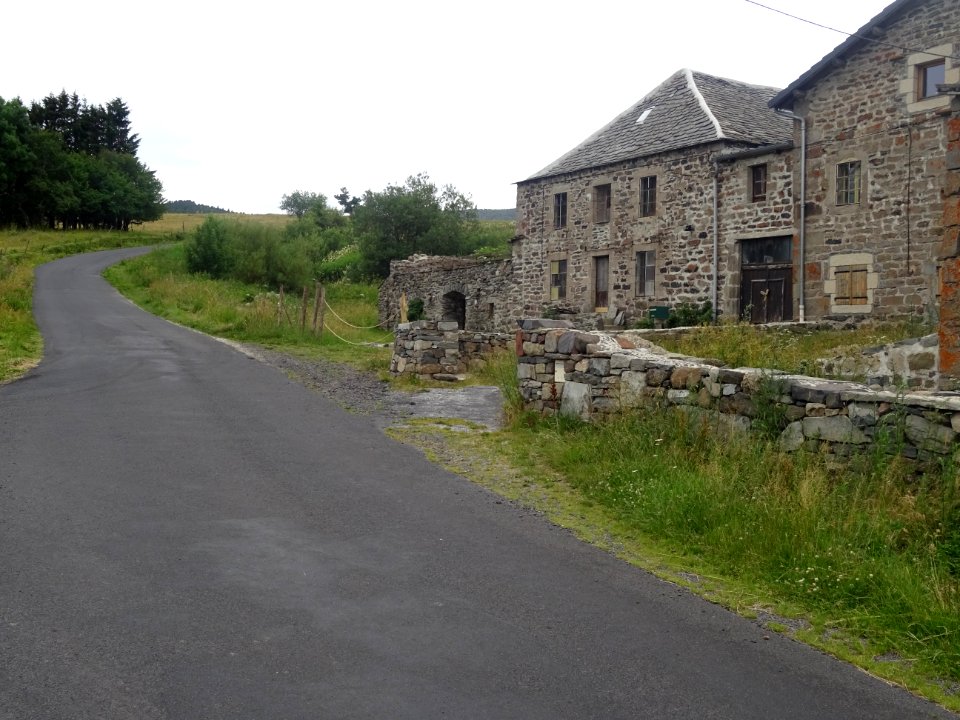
[2,0,894,213]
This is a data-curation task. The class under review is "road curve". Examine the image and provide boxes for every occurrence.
[0,249,953,719]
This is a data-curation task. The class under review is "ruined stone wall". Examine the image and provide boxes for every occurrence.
[514,142,798,328]
[378,255,520,332]
[391,320,513,381]
[515,319,960,465]
[792,0,960,322]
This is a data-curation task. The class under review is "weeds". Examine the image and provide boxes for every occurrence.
[655,320,931,375]
[507,407,960,685]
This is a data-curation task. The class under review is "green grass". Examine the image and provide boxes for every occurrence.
[653,320,932,375]
[485,392,960,706]
[103,244,392,370]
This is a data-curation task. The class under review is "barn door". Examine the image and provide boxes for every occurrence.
[739,237,792,323]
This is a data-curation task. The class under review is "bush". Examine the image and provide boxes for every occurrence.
[185,217,231,277]
[664,301,713,328]
[407,297,425,321]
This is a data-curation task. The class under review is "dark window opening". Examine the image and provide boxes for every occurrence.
[636,250,655,297]
[751,164,767,202]
[919,60,945,99]
[553,192,567,228]
[836,161,861,205]
[594,184,611,224]
[640,176,657,217]
[594,255,609,310]
[442,291,466,329]
[550,259,567,300]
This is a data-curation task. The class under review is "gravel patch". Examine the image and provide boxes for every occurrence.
[224,341,503,430]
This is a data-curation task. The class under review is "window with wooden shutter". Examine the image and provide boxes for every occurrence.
[834,265,868,305]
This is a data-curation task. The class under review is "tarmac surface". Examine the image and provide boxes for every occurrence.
[0,248,954,719]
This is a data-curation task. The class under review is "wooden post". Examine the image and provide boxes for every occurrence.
[312,282,321,334]
[300,286,308,333]
[277,285,285,326]
[317,285,327,341]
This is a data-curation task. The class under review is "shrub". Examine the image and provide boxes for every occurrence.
[407,297,425,321]
[184,217,231,277]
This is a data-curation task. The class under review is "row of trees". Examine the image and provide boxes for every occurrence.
[184,174,513,288]
[0,93,163,230]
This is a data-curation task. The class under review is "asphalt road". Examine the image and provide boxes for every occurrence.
[0,248,953,719]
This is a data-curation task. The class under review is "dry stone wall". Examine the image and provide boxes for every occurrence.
[515,319,960,465]
[391,320,513,381]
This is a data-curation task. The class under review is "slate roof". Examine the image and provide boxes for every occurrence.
[770,0,919,109]
[525,69,793,183]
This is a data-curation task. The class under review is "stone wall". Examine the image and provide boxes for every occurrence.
[939,98,960,389]
[817,334,939,390]
[378,254,519,333]
[515,319,960,464]
[391,320,513,381]
[513,143,797,327]
[791,0,960,322]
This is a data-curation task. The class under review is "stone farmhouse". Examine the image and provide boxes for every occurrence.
[380,0,959,334]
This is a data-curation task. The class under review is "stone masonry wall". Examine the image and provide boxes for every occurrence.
[515,142,799,328]
[792,0,960,322]
[391,320,513,381]
[515,319,960,464]
[378,255,520,333]
[939,99,960,389]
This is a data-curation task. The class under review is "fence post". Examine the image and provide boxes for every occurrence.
[300,286,309,333]
[312,283,321,334]
[317,285,326,341]
[277,285,285,326]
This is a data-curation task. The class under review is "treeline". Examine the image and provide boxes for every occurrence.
[0,91,163,230]
[183,174,515,288]
[164,200,229,214]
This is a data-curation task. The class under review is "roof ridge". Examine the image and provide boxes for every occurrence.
[684,68,725,140]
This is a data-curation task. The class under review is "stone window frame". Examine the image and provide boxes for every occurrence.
[553,191,568,229]
[824,252,878,314]
[588,251,612,312]
[633,245,657,298]
[544,252,569,302]
[750,163,768,202]
[828,154,866,214]
[639,175,658,218]
[593,183,612,224]
[900,44,958,114]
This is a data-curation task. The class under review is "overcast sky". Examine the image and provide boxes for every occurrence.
[3,0,894,214]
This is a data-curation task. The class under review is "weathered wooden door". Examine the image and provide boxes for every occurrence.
[739,237,792,323]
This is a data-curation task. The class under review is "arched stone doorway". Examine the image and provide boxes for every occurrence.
[442,290,466,329]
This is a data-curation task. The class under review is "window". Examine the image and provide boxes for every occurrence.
[639,176,657,217]
[553,192,567,228]
[549,259,567,300]
[636,250,656,297]
[750,164,767,202]
[834,265,868,305]
[918,60,945,100]
[836,161,861,206]
[594,184,611,223]
[594,255,609,310]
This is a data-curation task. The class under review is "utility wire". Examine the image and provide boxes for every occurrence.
[744,0,960,61]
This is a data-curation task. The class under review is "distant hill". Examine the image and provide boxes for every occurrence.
[477,208,515,221]
[164,200,229,214]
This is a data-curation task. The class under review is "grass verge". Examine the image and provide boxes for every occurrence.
[103,244,392,371]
